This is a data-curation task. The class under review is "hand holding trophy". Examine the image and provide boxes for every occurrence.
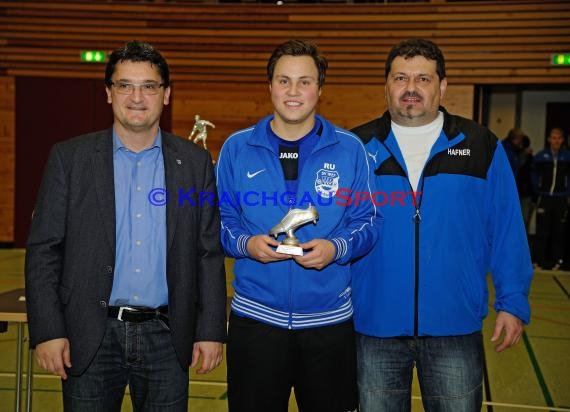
[269,205,319,256]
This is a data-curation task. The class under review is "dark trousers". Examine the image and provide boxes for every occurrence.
[62,318,189,412]
[227,312,358,412]
[534,195,568,266]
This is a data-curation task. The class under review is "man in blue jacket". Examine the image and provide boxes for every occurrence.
[216,39,379,412]
[351,38,532,412]
[532,127,570,270]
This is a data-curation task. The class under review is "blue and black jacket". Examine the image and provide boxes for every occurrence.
[351,107,532,337]
[532,147,570,197]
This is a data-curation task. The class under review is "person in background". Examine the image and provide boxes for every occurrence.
[351,38,533,412]
[532,127,570,270]
[502,127,525,177]
[25,40,227,411]
[502,128,536,232]
[216,39,379,412]
[517,134,536,232]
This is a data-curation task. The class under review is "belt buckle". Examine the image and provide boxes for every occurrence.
[117,306,136,321]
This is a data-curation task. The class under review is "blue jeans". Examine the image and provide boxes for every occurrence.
[356,332,483,412]
[62,318,189,412]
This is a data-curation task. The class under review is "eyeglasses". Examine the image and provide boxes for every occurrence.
[110,81,165,95]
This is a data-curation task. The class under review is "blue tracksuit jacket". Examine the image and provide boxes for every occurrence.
[351,108,533,337]
[216,114,380,329]
[532,147,570,197]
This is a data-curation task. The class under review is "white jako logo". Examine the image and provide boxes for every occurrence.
[279,152,299,159]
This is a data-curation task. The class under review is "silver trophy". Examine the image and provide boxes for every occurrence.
[269,205,319,256]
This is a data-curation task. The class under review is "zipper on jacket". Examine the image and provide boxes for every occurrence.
[413,207,421,336]
[288,262,293,329]
[380,139,426,336]
[281,128,324,330]
[549,152,558,195]
[412,179,425,337]
[380,127,467,337]
[286,195,295,330]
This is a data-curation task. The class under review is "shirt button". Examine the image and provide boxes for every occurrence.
[136,213,142,218]
[135,268,141,273]
[136,186,142,192]
[135,240,141,246]
[133,296,139,301]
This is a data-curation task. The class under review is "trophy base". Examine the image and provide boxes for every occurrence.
[276,244,303,256]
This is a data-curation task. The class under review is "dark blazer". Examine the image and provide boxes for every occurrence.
[25,129,227,375]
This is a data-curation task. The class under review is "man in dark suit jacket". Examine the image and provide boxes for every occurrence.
[25,40,227,411]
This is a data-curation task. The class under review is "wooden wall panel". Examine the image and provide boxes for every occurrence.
[0,76,15,244]
[1,1,569,85]
[171,83,273,160]
[0,0,562,242]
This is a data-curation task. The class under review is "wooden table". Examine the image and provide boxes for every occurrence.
[0,288,33,412]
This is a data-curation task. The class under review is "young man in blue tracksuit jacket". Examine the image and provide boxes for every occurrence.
[350,39,533,412]
[216,40,379,412]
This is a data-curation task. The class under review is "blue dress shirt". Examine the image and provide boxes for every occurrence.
[109,130,168,308]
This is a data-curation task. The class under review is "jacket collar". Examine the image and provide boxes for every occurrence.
[160,132,180,250]
[375,106,461,143]
[375,107,466,168]
[93,129,116,251]
[246,114,338,153]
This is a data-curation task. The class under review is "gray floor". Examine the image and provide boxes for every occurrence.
[1,249,569,411]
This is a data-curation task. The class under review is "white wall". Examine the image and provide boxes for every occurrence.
[487,91,517,139]
[521,90,570,150]
[487,88,570,151]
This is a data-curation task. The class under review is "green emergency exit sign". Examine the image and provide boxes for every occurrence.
[80,50,106,63]
[551,54,570,66]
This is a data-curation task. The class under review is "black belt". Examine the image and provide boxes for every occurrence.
[108,305,168,323]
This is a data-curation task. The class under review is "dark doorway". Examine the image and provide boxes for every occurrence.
[14,77,171,247]
[545,102,570,146]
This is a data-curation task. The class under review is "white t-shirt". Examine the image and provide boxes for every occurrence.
[392,112,444,191]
